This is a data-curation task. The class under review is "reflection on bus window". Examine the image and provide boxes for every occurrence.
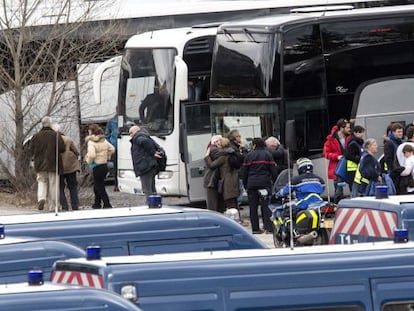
[210,102,280,149]
[120,48,176,136]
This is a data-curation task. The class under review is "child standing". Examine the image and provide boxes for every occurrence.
[401,144,414,193]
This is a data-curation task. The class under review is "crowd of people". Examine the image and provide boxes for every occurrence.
[202,118,414,234]
[324,118,414,202]
[29,114,414,235]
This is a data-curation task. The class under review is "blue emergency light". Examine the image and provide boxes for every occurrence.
[28,269,44,286]
[394,228,408,243]
[86,245,101,260]
[147,195,162,209]
[0,224,4,239]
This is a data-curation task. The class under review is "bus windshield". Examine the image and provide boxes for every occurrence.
[211,32,279,98]
[119,48,176,135]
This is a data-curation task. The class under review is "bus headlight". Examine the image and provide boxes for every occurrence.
[157,171,173,179]
[121,285,137,301]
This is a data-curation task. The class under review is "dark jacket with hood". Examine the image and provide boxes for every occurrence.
[130,128,157,176]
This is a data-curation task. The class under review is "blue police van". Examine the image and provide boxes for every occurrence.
[51,238,414,311]
[0,233,85,283]
[0,271,142,311]
[1,200,265,256]
[330,194,414,244]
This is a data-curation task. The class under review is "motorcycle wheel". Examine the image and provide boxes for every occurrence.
[313,229,329,245]
[272,225,288,248]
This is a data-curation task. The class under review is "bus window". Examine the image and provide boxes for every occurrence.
[285,98,328,156]
[120,48,176,135]
[283,24,324,98]
[322,17,414,96]
[210,102,280,145]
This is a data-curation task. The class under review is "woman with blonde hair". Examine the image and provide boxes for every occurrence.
[205,137,239,211]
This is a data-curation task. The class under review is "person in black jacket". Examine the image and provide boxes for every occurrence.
[352,138,382,197]
[344,125,365,189]
[265,136,289,177]
[30,116,65,211]
[129,125,160,200]
[242,137,278,234]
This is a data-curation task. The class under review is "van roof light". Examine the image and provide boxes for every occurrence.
[394,228,408,243]
[0,224,4,239]
[86,245,101,260]
[28,269,44,286]
[147,195,162,209]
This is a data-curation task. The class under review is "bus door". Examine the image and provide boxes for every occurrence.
[180,101,211,202]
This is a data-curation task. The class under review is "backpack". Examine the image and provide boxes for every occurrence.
[150,138,167,173]
[156,145,167,172]
[228,152,241,170]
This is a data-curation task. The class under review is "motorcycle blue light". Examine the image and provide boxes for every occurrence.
[0,224,4,239]
[28,269,44,286]
[86,245,101,260]
[147,195,162,209]
[394,228,408,243]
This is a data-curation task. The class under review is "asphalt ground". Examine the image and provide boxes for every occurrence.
[0,185,274,248]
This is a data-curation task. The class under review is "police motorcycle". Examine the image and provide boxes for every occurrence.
[262,160,336,248]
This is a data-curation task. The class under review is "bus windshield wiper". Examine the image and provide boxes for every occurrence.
[223,29,237,42]
[243,28,258,43]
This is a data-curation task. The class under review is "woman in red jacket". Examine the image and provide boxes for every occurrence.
[323,118,351,203]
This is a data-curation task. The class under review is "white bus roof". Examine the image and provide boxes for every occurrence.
[125,26,218,52]
[0,205,191,225]
[99,0,382,22]
[63,241,414,266]
[219,4,414,30]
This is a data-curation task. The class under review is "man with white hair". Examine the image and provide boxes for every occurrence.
[30,116,65,211]
[265,136,289,176]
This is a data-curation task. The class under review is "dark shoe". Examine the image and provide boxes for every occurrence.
[37,199,46,211]
[72,207,79,211]
[91,204,101,209]
[113,186,119,192]
[103,205,113,209]
[252,229,264,234]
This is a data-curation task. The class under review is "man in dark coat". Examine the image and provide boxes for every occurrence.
[242,137,277,234]
[129,125,159,200]
[30,116,65,211]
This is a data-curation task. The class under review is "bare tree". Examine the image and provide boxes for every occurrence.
[0,0,126,197]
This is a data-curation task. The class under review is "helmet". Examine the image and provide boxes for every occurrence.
[296,157,313,175]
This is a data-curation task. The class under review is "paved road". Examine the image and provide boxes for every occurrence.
[0,186,274,248]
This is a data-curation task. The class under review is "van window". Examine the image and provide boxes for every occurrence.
[266,306,363,311]
[383,302,414,310]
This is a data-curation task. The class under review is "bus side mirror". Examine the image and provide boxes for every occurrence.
[285,120,297,151]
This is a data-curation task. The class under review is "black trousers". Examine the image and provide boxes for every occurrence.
[93,164,111,207]
[247,189,273,232]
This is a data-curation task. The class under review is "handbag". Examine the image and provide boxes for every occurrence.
[334,157,350,183]
[217,178,224,194]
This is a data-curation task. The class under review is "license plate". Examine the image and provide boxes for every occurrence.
[322,219,334,229]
